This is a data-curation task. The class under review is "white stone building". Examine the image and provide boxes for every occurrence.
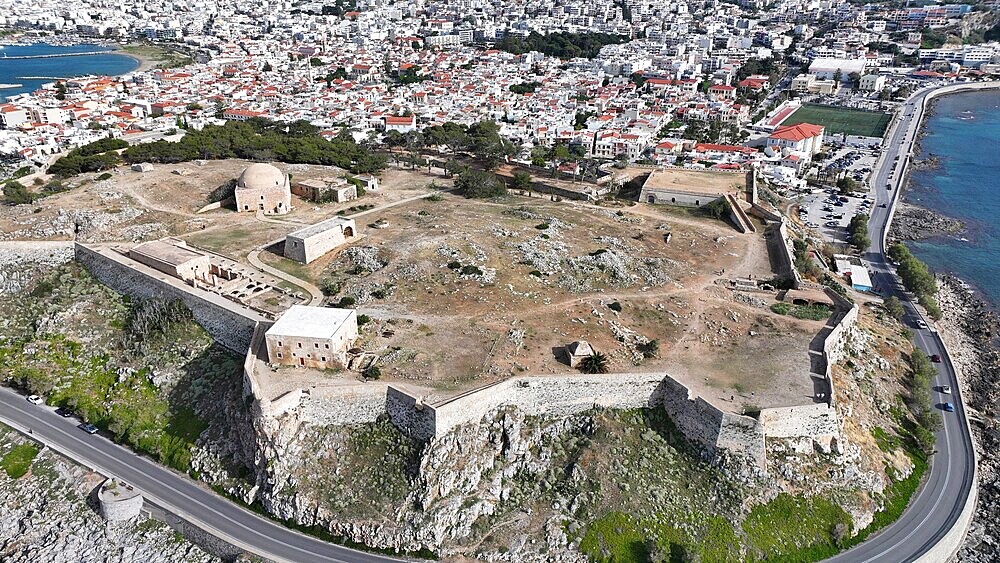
[265,305,358,369]
[284,217,357,264]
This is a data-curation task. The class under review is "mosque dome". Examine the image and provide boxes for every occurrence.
[237,163,286,190]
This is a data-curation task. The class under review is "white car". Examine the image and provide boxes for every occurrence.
[941,385,952,394]
[26,395,43,405]
[915,319,928,330]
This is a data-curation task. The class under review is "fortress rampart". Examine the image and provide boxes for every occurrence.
[71,242,857,468]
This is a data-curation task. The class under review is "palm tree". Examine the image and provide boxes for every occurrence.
[579,352,609,374]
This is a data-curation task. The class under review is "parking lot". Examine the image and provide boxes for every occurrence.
[794,144,884,244]
[798,189,877,244]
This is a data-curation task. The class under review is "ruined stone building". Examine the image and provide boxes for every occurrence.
[292,178,357,203]
[284,217,357,264]
[264,305,358,369]
[234,163,291,215]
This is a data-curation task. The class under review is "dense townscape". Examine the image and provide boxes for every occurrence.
[1,0,1000,562]
[1,0,998,181]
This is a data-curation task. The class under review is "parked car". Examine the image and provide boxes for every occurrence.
[943,402,955,412]
[941,385,952,394]
[26,395,43,405]
[55,407,74,418]
[930,354,941,363]
[915,319,928,330]
[78,423,99,435]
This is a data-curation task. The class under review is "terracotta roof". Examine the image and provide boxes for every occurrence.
[770,122,824,142]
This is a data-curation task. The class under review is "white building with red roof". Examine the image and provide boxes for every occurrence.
[767,123,824,157]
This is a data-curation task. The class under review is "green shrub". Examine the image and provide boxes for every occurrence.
[2,181,35,205]
[770,302,791,315]
[357,314,371,325]
[447,261,461,270]
[608,301,623,312]
[96,172,113,181]
[336,296,356,308]
[460,264,483,276]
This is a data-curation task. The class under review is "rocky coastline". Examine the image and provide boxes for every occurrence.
[888,201,965,242]
[935,276,1000,560]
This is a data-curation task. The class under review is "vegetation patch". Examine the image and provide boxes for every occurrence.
[0,263,240,473]
[742,493,852,561]
[1,443,40,479]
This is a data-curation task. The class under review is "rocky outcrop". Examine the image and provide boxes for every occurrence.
[888,202,965,242]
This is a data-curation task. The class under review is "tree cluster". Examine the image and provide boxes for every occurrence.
[848,213,870,251]
[385,120,516,171]
[48,137,129,177]
[908,348,943,442]
[3,180,35,205]
[509,81,541,95]
[494,31,629,60]
[122,119,386,174]
[455,169,507,199]
[888,243,941,319]
[395,66,432,85]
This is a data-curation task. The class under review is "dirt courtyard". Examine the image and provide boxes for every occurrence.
[5,159,825,414]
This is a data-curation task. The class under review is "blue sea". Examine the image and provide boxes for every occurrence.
[906,89,1000,307]
[0,43,138,102]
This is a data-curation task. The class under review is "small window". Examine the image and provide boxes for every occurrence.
[315,343,319,348]
[325,344,329,349]
[297,342,302,348]
[321,356,326,362]
[277,352,283,359]
[278,341,282,347]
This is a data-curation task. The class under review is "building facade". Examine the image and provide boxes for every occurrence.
[264,305,358,369]
[284,217,357,264]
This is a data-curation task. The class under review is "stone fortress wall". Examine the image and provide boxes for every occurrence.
[75,243,268,354]
[71,242,859,468]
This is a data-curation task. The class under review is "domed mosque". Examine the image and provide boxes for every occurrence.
[234,163,291,215]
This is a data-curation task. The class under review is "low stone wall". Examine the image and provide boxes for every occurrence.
[771,219,800,288]
[75,243,268,354]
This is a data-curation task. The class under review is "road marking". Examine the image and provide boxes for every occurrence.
[0,392,407,563]
[861,330,954,562]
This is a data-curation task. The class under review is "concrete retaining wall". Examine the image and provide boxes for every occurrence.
[75,243,268,354]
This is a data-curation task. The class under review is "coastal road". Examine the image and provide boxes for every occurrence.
[0,386,407,563]
[824,84,983,562]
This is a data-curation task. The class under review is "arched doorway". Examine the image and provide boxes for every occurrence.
[343,226,354,237]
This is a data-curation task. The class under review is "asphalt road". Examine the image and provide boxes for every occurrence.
[0,386,407,563]
[824,85,977,562]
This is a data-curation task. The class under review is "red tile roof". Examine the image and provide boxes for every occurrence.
[770,122,824,142]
